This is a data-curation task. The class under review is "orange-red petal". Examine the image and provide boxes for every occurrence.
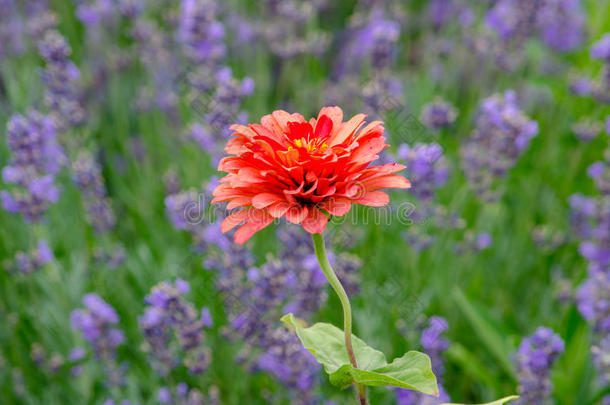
[318,197,352,216]
[234,210,274,245]
[355,191,390,207]
[221,208,254,233]
[301,208,329,234]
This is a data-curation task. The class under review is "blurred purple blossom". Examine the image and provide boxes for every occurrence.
[461,90,539,200]
[71,293,126,386]
[72,151,116,234]
[0,0,26,61]
[74,0,115,27]
[538,0,586,52]
[139,279,211,376]
[427,0,473,30]
[38,30,86,130]
[397,143,449,203]
[396,316,451,404]
[1,111,64,223]
[254,0,329,59]
[570,77,593,96]
[178,0,226,64]
[592,34,610,61]
[514,327,564,405]
[10,240,54,275]
[578,270,610,334]
[165,188,202,232]
[486,0,585,52]
[421,99,458,131]
[158,383,218,405]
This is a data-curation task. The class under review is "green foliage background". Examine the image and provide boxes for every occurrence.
[1,0,609,404]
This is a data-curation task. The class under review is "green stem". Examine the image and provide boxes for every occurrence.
[311,233,369,405]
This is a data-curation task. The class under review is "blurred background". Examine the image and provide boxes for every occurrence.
[0,0,609,404]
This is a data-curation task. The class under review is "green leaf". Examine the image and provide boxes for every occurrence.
[441,395,519,405]
[281,313,438,396]
[329,351,439,394]
[280,313,386,373]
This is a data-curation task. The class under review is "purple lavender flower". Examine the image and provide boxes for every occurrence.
[474,232,493,251]
[30,343,65,374]
[71,293,126,386]
[188,123,215,152]
[139,280,211,376]
[205,225,360,403]
[204,67,254,140]
[165,188,203,232]
[361,75,403,118]
[577,270,610,333]
[397,143,449,203]
[396,316,451,404]
[485,0,540,44]
[75,0,115,27]
[427,0,473,30]
[157,383,218,405]
[93,243,127,269]
[568,193,597,239]
[365,16,400,70]
[421,99,458,131]
[118,0,143,18]
[131,18,180,115]
[341,9,399,73]
[72,151,116,233]
[486,0,585,52]
[570,77,593,96]
[572,163,610,404]
[538,0,585,52]
[11,239,55,274]
[158,387,172,404]
[0,0,25,61]
[26,2,58,39]
[421,316,450,375]
[68,347,86,376]
[588,157,610,196]
[255,327,320,404]
[1,111,64,222]
[38,30,86,130]
[178,0,226,64]
[461,90,539,200]
[570,192,610,275]
[255,0,329,59]
[514,327,564,405]
[592,34,610,61]
[591,335,610,400]
[454,231,494,255]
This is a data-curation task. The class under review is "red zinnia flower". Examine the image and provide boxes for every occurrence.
[212,106,411,244]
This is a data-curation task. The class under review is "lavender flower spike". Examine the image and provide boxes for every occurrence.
[514,327,564,405]
[461,90,538,199]
[421,99,458,131]
[139,279,211,376]
[1,111,64,223]
[38,30,86,130]
[396,316,451,404]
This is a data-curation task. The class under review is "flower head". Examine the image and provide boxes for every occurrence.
[213,106,410,244]
[514,327,564,405]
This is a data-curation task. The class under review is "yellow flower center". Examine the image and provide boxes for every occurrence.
[291,138,329,153]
